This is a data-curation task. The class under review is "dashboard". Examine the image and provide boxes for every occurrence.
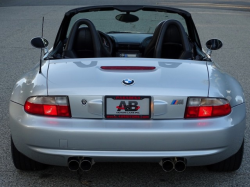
[108,33,153,57]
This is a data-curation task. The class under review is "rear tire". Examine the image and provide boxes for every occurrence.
[11,137,46,170]
[207,140,244,172]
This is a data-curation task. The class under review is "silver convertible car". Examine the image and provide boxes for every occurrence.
[9,5,246,172]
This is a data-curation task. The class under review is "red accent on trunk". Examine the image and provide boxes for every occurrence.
[101,66,155,70]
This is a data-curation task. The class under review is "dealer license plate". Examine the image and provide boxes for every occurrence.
[105,96,151,119]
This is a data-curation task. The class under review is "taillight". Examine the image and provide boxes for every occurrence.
[24,96,71,117]
[184,98,231,118]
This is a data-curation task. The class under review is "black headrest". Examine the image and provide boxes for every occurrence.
[143,21,165,57]
[163,24,182,44]
[154,20,192,58]
[63,19,101,58]
[74,27,93,51]
[153,21,165,40]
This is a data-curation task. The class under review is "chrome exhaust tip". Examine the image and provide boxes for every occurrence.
[174,157,187,172]
[68,158,80,171]
[160,158,174,172]
[79,157,93,171]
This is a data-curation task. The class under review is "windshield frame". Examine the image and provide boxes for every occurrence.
[53,5,202,49]
[67,10,189,36]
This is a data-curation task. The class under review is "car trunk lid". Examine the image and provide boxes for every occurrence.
[48,58,208,119]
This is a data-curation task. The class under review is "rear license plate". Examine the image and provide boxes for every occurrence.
[105,96,151,119]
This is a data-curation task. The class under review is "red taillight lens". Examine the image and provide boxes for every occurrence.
[24,96,71,117]
[43,105,58,116]
[57,105,71,117]
[212,104,231,116]
[185,106,199,118]
[199,106,212,117]
[24,102,44,115]
[184,98,231,118]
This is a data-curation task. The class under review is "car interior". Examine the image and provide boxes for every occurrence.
[62,19,194,60]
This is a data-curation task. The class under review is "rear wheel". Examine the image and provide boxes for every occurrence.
[11,137,46,170]
[207,140,244,172]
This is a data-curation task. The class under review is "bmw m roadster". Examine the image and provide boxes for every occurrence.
[9,5,246,172]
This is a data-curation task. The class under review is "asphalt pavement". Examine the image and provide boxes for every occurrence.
[1,0,250,11]
[0,1,249,187]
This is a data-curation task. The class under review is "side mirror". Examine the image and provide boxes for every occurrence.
[205,39,222,56]
[206,39,223,50]
[31,37,49,49]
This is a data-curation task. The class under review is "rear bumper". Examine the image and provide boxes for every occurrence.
[9,101,246,166]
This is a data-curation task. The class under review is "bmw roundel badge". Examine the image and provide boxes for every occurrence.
[122,78,134,85]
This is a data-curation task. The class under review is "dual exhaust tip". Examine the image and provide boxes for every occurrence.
[160,157,187,172]
[68,157,93,171]
[68,157,186,172]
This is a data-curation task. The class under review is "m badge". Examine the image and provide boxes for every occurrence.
[171,100,184,105]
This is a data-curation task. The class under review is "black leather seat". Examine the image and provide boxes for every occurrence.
[144,20,192,59]
[63,19,111,58]
[144,21,164,58]
[73,27,95,58]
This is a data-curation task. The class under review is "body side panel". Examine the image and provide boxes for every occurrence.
[10,60,49,105]
[207,61,245,107]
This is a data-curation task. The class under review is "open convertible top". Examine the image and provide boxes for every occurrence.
[53,5,202,49]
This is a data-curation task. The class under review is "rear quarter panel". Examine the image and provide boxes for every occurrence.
[207,61,245,107]
[10,60,49,105]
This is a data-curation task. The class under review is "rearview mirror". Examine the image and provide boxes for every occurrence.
[31,37,49,49]
[116,13,139,23]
